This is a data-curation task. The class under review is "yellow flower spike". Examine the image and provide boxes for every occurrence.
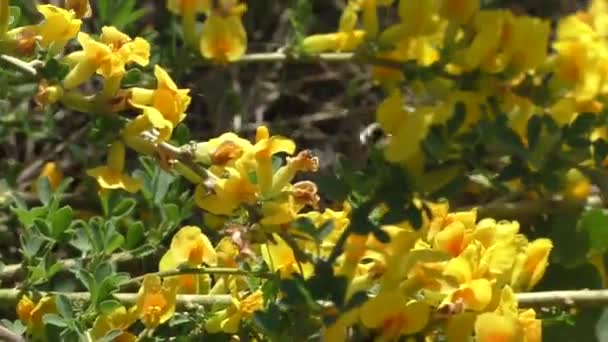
[36,5,82,50]
[37,161,64,191]
[200,0,247,63]
[439,0,479,25]
[205,291,264,334]
[510,238,553,291]
[17,295,57,333]
[474,312,523,342]
[360,291,430,340]
[128,65,191,143]
[90,305,138,342]
[65,0,92,18]
[136,275,178,329]
[194,167,256,215]
[86,140,143,193]
[261,234,313,278]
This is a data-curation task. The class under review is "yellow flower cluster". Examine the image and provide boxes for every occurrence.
[320,202,552,341]
[193,126,320,225]
[0,2,195,194]
[167,0,247,62]
[303,0,608,169]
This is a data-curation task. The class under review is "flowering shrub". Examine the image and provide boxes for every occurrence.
[0,0,607,341]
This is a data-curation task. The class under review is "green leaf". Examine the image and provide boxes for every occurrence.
[37,177,52,206]
[579,209,608,255]
[99,300,122,315]
[121,68,143,87]
[43,313,69,328]
[548,213,589,268]
[125,221,144,250]
[55,294,73,320]
[49,206,73,239]
[72,269,96,294]
[33,218,52,238]
[446,102,466,134]
[162,203,180,226]
[111,198,136,218]
[292,217,317,240]
[153,169,174,206]
[105,232,124,254]
[317,174,350,203]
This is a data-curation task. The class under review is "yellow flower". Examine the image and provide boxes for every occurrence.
[510,238,553,291]
[200,0,247,62]
[205,291,264,334]
[360,0,394,38]
[90,305,138,342]
[17,295,56,332]
[86,140,143,193]
[37,161,64,191]
[167,0,210,14]
[194,167,256,215]
[159,226,217,293]
[475,312,522,342]
[160,225,218,268]
[439,0,479,25]
[126,65,191,142]
[251,126,296,198]
[442,243,493,311]
[553,15,608,102]
[269,150,319,197]
[359,291,430,341]
[63,27,150,89]
[301,0,366,53]
[397,0,441,37]
[261,233,313,278]
[376,90,434,165]
[563,168,592,200]
[65,0,92,18]
[194,132,253,166]
[301,30,366,54]
[36,5,81,49]
[136,275,178,328]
